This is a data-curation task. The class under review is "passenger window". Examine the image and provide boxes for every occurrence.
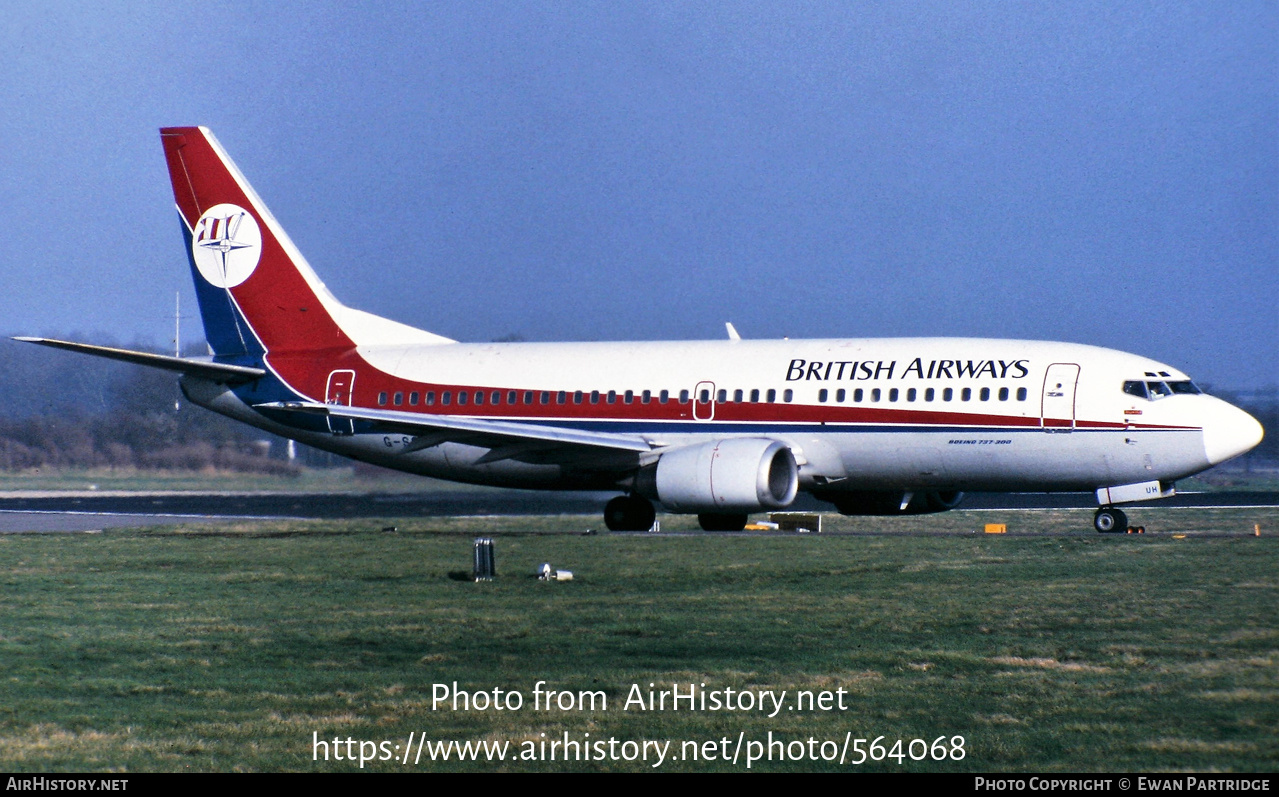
[925,388,934,402]
[733,389,743,403]
[766,389,776,403]
[836,388,845,402]
[943,388,952,401]
[871,388,881,402]
[474,391,484,405]
[818,389,828,403]
[889,388,899,402]
[507,391,517,405]
[607,390,616,404]
[962,388,971,402]
[1017,387,1027,401]
[980,387,990,401]
[378,392,388,406]
[442,391,452,405]
[557,391,566,404]
[698,389,709,403]
[523,391,534,405]
[715,389,726,403]
[458,391,468,405]
[642,390,651,404]
[854,388,863,402]
[660,389,669,403]
[393,391,403,406]
[998,387,1008,401]
[426,391,436,405]
[492,391,501,404]
[540,391,550,404]
[591,390,600,404]
[750,389,760,403]
[906,388,916,402]
[624,390,634,404]
[409,391,419,406]
[783,389,793,402]
[679,390,690,403]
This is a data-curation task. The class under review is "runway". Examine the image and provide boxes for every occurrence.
[0,489,1274,532]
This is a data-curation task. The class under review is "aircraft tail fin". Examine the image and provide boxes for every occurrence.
[159,127,452,360]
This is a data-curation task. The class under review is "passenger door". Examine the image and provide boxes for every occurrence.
[1041,363,1079,430]
[326,369,356,435]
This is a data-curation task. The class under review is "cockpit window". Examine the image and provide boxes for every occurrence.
[1125,379,1202,401]
[1123,381,1148,399]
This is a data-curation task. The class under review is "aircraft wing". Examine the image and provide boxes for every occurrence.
[255,400,656,468]
[13,337,267,383]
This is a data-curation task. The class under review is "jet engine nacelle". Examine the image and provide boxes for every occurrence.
[822,490,965,516]
[637,438,799,513]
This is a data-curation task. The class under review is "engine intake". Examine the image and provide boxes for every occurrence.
[638,438,799,513]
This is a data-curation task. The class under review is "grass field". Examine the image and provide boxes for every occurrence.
[1,508,1275,772]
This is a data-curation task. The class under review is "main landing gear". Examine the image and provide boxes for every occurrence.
[601,496,750,533]
[1093,506,1128,534]
[604,495,656,532]
[697,513,749,532]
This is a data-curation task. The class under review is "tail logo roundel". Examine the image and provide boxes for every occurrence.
[191,203,262,288]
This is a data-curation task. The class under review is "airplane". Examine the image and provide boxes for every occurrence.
[17,126,1265,534]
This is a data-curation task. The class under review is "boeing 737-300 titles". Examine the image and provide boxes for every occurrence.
[18,127,1265,533]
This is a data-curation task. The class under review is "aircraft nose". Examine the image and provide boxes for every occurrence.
[1203,401,1265,466]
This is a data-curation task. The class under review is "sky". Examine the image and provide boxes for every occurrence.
[1,1,1274,388]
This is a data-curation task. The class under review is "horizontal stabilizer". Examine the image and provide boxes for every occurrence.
[13,337,266,383]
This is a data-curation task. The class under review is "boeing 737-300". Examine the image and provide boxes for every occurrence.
[18,127,1265,533]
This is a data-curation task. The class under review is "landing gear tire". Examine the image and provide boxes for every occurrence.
[603,495,656,532]
[698,513,749,532]
[1094,507,1127,534]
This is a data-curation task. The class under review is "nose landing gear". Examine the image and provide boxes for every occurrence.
[1093,506,1128,534]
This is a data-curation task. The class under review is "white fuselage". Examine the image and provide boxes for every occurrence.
[185,336,1258,498]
